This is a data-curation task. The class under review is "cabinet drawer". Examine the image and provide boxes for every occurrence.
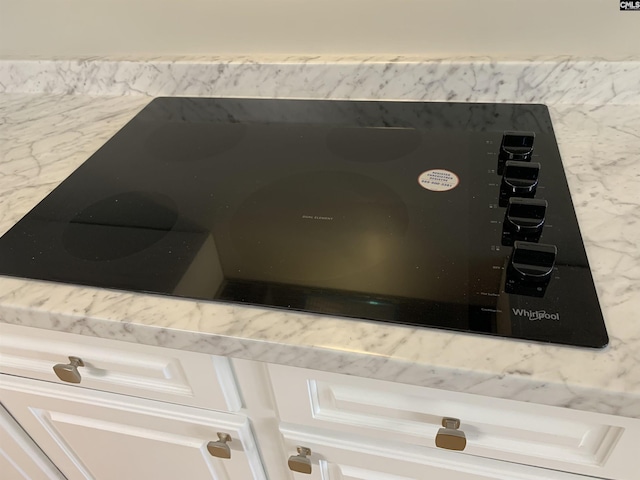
[280,427,586,480]
[268,364,639,479]
[0,323,241,411]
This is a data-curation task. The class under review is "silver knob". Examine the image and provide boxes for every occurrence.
[207,432,232,459]
[435,417,467,451]
[53,356,85,384]
[288,446,312,474]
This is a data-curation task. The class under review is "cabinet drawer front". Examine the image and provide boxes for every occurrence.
[268,364,639,479]
[0,324,241,411]
[280,428,585,480]
[0,375,265,480]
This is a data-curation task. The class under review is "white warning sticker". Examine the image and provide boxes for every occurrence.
[418,169,460,192]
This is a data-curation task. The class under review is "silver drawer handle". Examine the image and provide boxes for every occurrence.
[288,446,312,474]
[435,417,467,451]
[53,356,85,384]
[207,432,232,459]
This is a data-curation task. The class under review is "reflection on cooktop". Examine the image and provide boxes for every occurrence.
[145,122,247,162]
[63,191,178,261]
[326,127,422,163]
[230,171,409,282]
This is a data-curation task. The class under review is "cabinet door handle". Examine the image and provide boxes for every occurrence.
[435,417,467,451]
[288,446,312,474]
[207,432,232,459]
[53,356,85,384]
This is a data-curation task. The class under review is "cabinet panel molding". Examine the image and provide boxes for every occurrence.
[280,426,586,480]
[0,323,241,411]
[0,374,265,480]
[268,363,638,479]
[0,404,65,480]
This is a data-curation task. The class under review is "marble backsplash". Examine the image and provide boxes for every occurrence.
[1,56,639,104]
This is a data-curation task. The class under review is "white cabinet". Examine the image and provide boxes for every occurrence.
[279,427,585,480]
[0,403,65,480]
[1,323,638,480]
[0,324,266,480]
[267,363,640,480]
[0,375,265,480]
[0,324,241,412]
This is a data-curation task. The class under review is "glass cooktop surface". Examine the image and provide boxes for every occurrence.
[0,98,608,348]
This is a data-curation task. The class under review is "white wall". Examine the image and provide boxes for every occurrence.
[1,0,638,59]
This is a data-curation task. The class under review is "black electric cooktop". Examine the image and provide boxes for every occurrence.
[0,98,608,348]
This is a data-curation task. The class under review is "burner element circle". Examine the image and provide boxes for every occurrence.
[146,122,247,162]
[230,171,409,283]
[63,191,178,261]
[327,126,422,163]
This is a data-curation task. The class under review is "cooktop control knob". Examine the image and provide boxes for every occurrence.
[505,241,557,297]
[499,131,535,161]
[500,161,540,205]
[502,198,547,245]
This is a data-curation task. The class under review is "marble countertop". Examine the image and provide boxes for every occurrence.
[0,57,639,419]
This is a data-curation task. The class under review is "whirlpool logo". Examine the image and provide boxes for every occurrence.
[512,309,560,321]
[620,1,640,10]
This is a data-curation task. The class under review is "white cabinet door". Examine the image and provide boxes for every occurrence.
[0,374,266,480]
[0,403,65,480]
